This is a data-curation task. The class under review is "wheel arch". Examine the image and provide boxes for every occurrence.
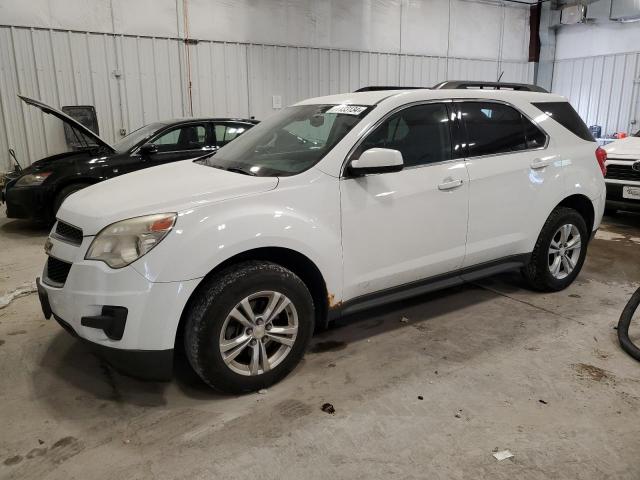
[556,194,595,234]
[174,246,329,350]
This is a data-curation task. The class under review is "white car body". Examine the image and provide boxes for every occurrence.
[39,88,606,380]
[603,136,640,212]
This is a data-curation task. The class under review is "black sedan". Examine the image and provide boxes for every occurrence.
[1,96,258,223]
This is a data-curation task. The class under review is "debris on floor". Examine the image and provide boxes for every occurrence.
[454,409,462,418]
[573,363,611,382]
[492,450,514,461]
[257,389,268,394]
[0,281,37,310]
[417,395,424,400]
[400,316,409,323]
[321,403,335,414]
[539,399,548,405]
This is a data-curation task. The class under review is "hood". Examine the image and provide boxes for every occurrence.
[603,136,640,158]
[23,150,92,173]
[58,160,279,234]
[19,95,115,153]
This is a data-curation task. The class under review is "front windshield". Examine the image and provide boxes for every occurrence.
[113,122,165,153]
[198,104,371,176]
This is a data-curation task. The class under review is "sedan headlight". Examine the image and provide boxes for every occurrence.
[86,213,177,268]
[16,171,52,186]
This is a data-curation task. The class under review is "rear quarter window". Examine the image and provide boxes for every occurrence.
[532,102,594,142]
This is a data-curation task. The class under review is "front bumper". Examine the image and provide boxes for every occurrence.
[38,233,201,380]
[4,183,51,220]
[37,280,173,381]
[606,182,640,212]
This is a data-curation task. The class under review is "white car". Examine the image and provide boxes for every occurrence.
[37,84,606,393]
[603,133,640,213]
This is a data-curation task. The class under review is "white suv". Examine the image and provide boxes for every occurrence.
[37,85,606,393]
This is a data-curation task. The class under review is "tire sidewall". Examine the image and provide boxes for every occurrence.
[191,265,314,393]
[536,211,589,290]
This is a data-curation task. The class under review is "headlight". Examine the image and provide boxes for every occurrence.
[15,172,52,186]
[85,213,176,268]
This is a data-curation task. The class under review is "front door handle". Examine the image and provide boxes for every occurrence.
[438,178,464,191]
[530,157,552,169]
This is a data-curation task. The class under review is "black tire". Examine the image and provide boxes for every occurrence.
[53,183,88,218]
[184,261,314,394]
[522,207,589,292]
[617,287,640,362]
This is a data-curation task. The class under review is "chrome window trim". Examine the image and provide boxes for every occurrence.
[340,97,551,177]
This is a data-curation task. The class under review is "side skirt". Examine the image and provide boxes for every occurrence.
[328,253,531,321]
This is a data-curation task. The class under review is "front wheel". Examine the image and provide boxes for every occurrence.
[522,207,589,292]
[184,261,314,393]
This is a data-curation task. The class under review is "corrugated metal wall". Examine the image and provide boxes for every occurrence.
[0,25,534,171]
[552,52,640,136]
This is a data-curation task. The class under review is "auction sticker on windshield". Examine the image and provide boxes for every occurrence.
[326,105,368,115]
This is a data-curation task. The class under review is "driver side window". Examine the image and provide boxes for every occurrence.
[153,124,207,153]
[356,103,452,168]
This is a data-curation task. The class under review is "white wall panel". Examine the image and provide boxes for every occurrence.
[0,22,534,171]
[552,52,640,136]
[0,0,530,59]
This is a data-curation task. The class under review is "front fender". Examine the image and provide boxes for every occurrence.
[132,169,343,304]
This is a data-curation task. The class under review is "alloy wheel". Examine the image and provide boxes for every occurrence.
[218,290,299,376]
[548,223,581,280]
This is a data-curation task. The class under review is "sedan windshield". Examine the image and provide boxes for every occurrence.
[198,104,371,176]
[113,122,165,153]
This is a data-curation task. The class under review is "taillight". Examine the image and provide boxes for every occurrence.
[596,147,607,177]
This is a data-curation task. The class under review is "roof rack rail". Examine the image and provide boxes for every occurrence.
[432,80,548,93]
[354,86,424,92]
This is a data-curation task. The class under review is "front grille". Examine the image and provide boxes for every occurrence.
[606,163,640,182]
[54,221,83,245]
[45,257,72,286]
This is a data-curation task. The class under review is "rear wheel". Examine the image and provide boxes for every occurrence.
[184,261,314,393]
[522,207,588,292]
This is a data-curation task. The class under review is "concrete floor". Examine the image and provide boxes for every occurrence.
[1,207,639,480]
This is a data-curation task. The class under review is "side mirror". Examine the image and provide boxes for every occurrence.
[139,143,158,155]
[349,148,404,176]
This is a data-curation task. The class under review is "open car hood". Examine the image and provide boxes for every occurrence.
[18,95,115,153]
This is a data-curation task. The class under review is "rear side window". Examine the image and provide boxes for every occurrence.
[531,102,594,142]
[214,124,249,147]
[355,103,452,167]
[460,102,546,157]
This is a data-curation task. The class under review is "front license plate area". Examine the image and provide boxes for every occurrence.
[622,186,640,200]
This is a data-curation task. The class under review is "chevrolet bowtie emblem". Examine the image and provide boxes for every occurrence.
[44,238,53,255]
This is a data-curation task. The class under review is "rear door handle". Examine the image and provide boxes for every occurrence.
[530,157,552,169]
[438,178,464,191]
